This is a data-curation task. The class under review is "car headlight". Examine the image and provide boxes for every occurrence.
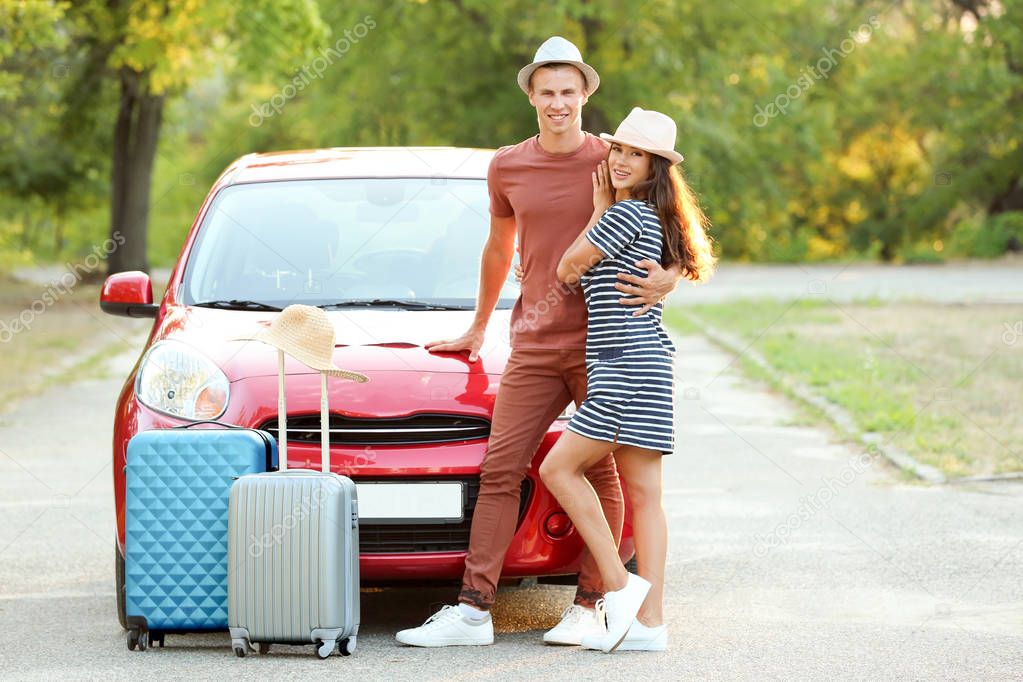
[136,339,230,420]
[557,401,578,421]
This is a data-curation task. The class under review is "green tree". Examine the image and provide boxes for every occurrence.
[62,0,327,273]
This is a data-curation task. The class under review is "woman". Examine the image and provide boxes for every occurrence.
[538,107,715,653]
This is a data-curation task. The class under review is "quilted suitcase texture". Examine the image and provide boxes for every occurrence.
[228,355,361,659]
[124,421,277,650]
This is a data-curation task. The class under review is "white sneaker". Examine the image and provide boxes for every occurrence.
[582,619,667,651]
[590,574,651,652]
[542,604,606,645]
[395,605,494,647]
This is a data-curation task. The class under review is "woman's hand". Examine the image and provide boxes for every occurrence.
[592,160,614,214]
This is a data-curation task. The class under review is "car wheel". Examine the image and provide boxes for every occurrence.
[116,542,127,629]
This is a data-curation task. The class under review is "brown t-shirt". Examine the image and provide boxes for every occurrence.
[489,132,610,350]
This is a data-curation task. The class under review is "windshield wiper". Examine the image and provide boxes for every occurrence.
[319,299,472,311]
[192,299,283,311]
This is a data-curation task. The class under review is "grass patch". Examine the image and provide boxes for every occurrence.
[0,271,159,414]
[668,299,1023,478]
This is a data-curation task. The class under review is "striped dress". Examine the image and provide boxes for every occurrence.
[565,199,677,455]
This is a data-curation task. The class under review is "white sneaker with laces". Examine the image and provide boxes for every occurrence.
[543,604,606,645]
[395,604,494,647]
[581,619,667,651]
[586,574,651,652]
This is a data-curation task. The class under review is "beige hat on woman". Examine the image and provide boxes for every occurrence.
[230,304,369,382]
[600,107,684,165]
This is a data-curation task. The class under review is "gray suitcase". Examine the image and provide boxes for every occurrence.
[228,352,360,659]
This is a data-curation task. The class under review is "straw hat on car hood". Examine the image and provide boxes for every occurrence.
[229,304,369,382]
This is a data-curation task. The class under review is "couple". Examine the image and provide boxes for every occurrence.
[397,36,714,653]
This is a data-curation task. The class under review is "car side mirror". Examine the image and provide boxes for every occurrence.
[100,271,159,318]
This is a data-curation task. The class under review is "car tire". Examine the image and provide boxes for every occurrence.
[116,542,127,630]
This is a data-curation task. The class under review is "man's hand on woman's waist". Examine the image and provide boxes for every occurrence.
[615,260,682,316]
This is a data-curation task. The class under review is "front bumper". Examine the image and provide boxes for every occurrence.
[114,400,631,582]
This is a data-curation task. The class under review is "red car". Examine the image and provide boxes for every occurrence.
[103,147,634,626]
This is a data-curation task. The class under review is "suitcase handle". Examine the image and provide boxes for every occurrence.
[172,420,245,430]
[172,419,277,471]
[276,349,333,475]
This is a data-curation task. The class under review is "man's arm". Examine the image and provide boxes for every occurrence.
[425,213,516,361]
[615,261,684,316]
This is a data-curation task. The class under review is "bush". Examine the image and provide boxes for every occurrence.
[983,212,1023,256]
[947,211,1023,258]
[898,241,946,264]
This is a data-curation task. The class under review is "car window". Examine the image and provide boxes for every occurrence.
[181,178,520,307]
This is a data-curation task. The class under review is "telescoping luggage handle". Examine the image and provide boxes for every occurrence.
[275,348,331,474]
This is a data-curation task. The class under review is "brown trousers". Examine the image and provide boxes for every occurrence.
[458,347,625,610]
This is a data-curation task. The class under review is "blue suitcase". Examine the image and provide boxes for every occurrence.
[124,420,277,651]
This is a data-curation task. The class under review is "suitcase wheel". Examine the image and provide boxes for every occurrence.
[315,639,336,659]
[339,637,355,656]
[137,631,149,652]
[258,642,271,655]
[126,629,138,652]
[231,636,251,658]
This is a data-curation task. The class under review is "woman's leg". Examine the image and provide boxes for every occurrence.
[539,430,628,593]
[614,446,667,627]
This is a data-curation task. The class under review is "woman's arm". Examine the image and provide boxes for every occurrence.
[556,208,606,284]
[557,161,615,284]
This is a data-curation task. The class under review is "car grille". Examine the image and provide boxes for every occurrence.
[356,477,533,554]
[261,413,491,446]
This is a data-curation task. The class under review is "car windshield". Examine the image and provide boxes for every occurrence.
[181,177,519,308]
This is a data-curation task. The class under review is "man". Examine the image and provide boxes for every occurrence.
[395,36,682,648]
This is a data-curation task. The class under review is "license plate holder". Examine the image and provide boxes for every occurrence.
[356,481,465,524]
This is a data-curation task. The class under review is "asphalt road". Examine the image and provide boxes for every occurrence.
[0,325,1020,680]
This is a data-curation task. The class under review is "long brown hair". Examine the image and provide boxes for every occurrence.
[631,155,715,282]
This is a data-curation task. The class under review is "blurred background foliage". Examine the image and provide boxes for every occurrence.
[1,0,1021,272]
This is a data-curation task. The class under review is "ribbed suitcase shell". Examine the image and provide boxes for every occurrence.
[124,426,277,644]
[227,471,359,652]
[227,353,362,658]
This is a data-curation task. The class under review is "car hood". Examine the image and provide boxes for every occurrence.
[154,305,513,380]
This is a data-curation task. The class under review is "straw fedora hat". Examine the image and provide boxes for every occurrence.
[600,107,684,165]
[230,304,369,382]
[517,36,600,95]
